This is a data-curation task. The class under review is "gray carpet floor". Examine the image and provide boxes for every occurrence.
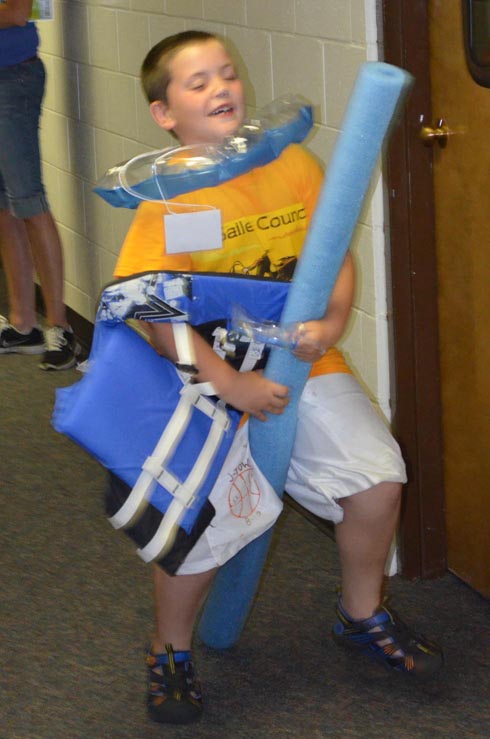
[1,295,489,737]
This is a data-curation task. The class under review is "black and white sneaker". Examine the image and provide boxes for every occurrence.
[0,315,45,355]
[39,325,81,371]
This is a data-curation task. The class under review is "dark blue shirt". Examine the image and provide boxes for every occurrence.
[0,22,39,68]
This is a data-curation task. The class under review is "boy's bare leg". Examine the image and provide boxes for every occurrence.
[152,484,401,649]
[336,481,401,619]
[0,208,37,331]
[152,566,218,653]
[24,211,70,329]
[334,481,443,676]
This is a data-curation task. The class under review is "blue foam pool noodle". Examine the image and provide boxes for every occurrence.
[198,62,413,649]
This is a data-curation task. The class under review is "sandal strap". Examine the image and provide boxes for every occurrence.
[354,607,393,632]
[148,648,193,667]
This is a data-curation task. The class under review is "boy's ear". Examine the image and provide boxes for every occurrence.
[149,100,176,132]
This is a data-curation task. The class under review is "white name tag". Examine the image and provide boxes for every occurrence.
[164,209,223,254]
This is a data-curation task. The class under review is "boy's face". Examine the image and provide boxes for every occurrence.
[150,40,245,145]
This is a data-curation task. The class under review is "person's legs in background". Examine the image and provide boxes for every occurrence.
[0,57,79,370]
[25,210,70,331]
[0,208,38,332]
[25,208,80,370]
[0,206,46,355]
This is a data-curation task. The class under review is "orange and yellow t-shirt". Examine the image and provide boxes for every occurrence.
[115,144,351,377]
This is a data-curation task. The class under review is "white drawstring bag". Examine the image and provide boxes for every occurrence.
[177,420,283,574]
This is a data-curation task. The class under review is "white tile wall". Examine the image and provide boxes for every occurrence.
[225,26,273,107]
[37,0,394,408]
[43,56,80,119]
[271,34,325,122]
[166,0,203,19]
[117,11,151,75]
[246,0,295,33]
[131,1,166,12]
[203,0,246,25]
[294,0,351,41]
[39,108,70,171]
[148,15,186,48]
[351,0,367,44]
[88,6,119,70]
[323,42,367,127]
[60,2,91,64]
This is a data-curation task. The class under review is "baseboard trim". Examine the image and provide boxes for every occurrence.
[66,305,94,353]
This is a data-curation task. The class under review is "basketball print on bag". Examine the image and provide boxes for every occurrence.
[227,460,261,522]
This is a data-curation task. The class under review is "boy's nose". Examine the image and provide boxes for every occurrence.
[213,78,231,98]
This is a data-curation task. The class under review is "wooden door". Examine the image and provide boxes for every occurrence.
[428,0,490,596]
[382,0,489,595]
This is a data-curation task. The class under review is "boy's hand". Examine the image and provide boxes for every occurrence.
[218,371,289,422]
[291,251,356,363]
[144,320,289,420]
[292,320,328,363]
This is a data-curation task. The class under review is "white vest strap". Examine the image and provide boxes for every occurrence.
[108,381,231,562]
[136,413,229,563]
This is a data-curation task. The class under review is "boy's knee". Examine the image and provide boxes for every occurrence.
[380,480,402,496]
[341,480,402,516]
[375,482,403,521]
[371,480,402,508]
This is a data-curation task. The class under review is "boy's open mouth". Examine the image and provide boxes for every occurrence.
[209,105,234,116]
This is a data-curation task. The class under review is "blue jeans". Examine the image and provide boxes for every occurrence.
[0,57,50,218]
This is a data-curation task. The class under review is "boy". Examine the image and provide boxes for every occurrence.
[110,31,443,725]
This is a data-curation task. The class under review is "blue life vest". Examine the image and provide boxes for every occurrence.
[53,271,290,573]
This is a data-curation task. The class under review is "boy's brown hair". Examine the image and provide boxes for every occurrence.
[141,30,218,104]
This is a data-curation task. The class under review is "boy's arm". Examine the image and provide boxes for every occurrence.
[0,1,33,27]
[144,322,290,422]
[293,251,355,363]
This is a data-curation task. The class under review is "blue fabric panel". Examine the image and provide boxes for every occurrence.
[53,271,291,537]
[188,274,288,328]
[52,322,240,532]
[97,271,289,329]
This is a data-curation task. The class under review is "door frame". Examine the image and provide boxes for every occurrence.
[382,0,447,578]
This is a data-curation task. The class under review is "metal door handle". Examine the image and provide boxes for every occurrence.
[420,118,451,147]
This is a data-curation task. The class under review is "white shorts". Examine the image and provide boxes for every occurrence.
[177,373,407,575]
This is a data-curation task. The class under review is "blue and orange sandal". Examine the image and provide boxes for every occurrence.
[332,600,444,678]
[146,643,203,724]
